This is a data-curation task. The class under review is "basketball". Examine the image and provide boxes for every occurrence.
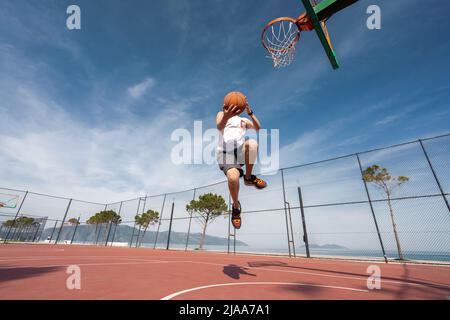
[224,91,248,111]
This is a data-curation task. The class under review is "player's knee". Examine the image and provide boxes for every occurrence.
[245,139,258,150]
[227,169,241,183]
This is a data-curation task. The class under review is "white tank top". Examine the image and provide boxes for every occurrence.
[217,115,248,152]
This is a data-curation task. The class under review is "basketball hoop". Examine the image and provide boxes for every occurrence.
[261,13,313,68]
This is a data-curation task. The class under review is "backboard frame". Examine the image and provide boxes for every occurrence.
[301,0,339,69]
[0,193,19,209]
[262,0,359,69]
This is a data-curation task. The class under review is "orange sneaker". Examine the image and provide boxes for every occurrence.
[231,202,241,229]
[244,175,267,189]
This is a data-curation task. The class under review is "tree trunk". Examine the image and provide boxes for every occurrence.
[95,224,102,245]
[135,227,141,248]
[199,214,209,250]
[110,223,118,246]
[139,225,149,247]
[93,224,98,244]
[387,194,404,260]
[103,222,110,245]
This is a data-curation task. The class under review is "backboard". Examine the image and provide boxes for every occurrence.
[0,193,19,209]
[261,0,358,69]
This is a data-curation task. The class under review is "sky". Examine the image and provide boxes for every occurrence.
[1,0,449,205]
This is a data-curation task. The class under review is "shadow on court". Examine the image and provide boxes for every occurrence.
[246,261,448,290]
[0,266,62,284]
[223,264,257,280]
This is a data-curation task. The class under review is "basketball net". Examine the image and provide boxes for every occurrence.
[264,20,300,68]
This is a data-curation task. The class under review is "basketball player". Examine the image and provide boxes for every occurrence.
[216,92,267,229]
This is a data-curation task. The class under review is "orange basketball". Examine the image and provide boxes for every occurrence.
[224,91,247,111]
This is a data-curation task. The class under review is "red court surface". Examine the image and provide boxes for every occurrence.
[0,244,449,300]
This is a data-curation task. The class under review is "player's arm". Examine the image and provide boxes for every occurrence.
[216,105,241,131]
[245,104,261,131]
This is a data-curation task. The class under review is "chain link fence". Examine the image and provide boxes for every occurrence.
[1,134,449,262]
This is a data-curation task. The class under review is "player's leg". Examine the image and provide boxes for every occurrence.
[243,139,258,180]
[243,139,267,189]
[226,168,240,208]
[226,168,242,229]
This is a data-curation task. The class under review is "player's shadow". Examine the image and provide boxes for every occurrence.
[223,264,257,280]
[280,282,326,296]
[0,266,62,283]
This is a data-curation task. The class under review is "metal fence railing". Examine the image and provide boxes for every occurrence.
[1,134,449,263]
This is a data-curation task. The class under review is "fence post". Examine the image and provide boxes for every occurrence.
[285,201,296,257]
[233,221,236,254]
[3,191,29,244]
[36,218,48,242]
[10,215,22,241]
[55,198,73,244]
[104,221,112,246]
[31,222,41,242]
[418,139,450,212]
[166,202,175,250]
[297,187,310,258]
[280,169,292,257]
[110,201,123,246]
[154,194,167,249]
[227,193,231,254]
[137,196,148,248]
[16,223,25,242]
[356,154,388,263]
[129,221,137,248]
[185,189,196,251]
[16,224,25,242]
[70,216,81,245]
[131,197,144,248]
[49,220,59,243]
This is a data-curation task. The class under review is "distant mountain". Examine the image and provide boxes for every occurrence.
[39,224,248,247]
[301,243,347,250]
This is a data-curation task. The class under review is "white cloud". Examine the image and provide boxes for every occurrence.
[0,42,223,210]
[127,78,156,99]
[375,114,403,126]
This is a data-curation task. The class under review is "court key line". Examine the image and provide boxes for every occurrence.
[160,282,370,300]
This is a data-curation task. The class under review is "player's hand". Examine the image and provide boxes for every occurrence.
[223,104,241,119]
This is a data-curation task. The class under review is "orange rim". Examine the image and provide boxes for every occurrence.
[261,17,299,53]
[261,13,313,53]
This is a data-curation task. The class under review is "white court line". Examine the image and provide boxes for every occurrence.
[0,256,165,262]
[0,260,169,269]
[160,282,369,300]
